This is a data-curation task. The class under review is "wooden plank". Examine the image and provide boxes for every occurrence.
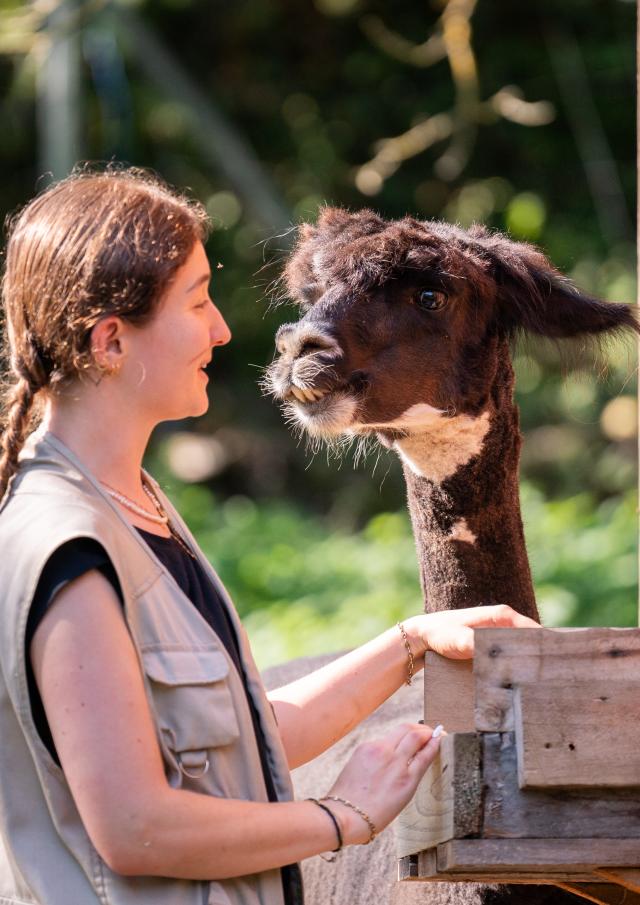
[595,869,640,893]
[397,855,419,880]
[473,627,640,732]
[415,848,438,878]
[514,681,640,789]
[482,732,640,838]
[436,839,640,872]
[555,883,640,905]
[396,732,481,858]
[424,653,474,732]
[412,848,601,883]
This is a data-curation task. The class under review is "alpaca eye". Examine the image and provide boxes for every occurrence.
[416,288,447,310]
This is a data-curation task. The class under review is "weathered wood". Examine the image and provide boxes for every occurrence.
[555,883,640,905]
[595,869,640,893]
[411,848,601,883]
[513,681,640,789]
[396,732,481,857]
[424,653,474,732]
[397,855,419,880]
[436,838,640,872]
[482,732,640,838]
[474,627,640,732]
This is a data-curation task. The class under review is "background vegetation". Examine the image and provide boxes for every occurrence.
[1,0,636,666]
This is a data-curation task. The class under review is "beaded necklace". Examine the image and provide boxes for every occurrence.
[101,478,197,560]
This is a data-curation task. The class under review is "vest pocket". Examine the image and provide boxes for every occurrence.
[142,648,241,780]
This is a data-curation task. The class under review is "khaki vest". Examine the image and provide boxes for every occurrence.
[0,429,294,905]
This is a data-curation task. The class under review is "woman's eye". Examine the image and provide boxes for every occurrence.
[415,288,447,310]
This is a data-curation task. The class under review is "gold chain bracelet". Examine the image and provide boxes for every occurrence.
[397,621,414,686]
[321,795,377,845]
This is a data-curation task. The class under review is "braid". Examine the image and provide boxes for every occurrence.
[0,377,36,500]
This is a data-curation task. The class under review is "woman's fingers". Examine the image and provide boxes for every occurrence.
[394,724,439,761]
[407,731,442,775]
[418,605,541,661]
[458,604,540,629]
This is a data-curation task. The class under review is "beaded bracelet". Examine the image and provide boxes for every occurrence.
[397,621,414,686]
[320,795,377,845]
[306,798,343,853]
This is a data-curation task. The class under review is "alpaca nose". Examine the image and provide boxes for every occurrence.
[275,322,339,360]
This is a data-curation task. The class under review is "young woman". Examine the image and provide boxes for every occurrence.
[0,168,538,905]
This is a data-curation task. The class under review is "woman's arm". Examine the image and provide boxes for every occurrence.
[31,570,439,879]
[268,606,539,769]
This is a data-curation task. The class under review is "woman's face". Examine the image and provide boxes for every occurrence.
[122,241,231,423]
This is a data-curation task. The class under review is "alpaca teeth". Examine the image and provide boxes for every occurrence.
[290,386,328,403]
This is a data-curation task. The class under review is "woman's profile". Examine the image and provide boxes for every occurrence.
[0,167,537,905]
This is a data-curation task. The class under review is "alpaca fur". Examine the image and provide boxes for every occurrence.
[266,207,638,905]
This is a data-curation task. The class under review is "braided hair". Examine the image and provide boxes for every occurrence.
[0,166,210,500]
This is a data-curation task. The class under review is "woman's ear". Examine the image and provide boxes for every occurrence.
[470,228,639,341]
[90,316,125,373]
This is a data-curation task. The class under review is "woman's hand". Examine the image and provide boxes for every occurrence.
[324,722,442,844]
[406,604,540,661]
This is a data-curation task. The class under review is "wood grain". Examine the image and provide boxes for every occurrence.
[396,732,481,858]
[513,681,640,788]
[555,883,640,905]
[424,653,474,732]
[436,838,640,872]
[482,732,640,838]
[473,627,640,733]
[595,869,640,893]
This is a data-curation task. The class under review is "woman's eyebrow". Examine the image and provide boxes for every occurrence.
[186,272,212,292]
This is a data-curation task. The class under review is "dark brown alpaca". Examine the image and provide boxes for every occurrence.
[266,207,637,905]
[268,207,635,618]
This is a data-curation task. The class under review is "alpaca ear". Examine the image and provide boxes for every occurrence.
[480,234,639,340]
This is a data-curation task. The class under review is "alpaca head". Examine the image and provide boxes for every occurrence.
[267,207,637,443]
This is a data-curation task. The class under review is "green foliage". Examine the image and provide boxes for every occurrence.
[159,474,638,669]
[1,0,636,659]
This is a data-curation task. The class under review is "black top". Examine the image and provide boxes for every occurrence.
[25,530,303,905]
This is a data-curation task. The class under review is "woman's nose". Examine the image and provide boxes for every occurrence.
[210,303,232,346]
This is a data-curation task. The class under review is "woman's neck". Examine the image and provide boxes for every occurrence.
[42,391,154,500]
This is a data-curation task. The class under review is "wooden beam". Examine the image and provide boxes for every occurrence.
[436,838,640,872]
[513,680,640,788]
[411,848,601,883]
[482,732,640,839]
[473,628,640,732]
[397,855,419,880]
[424,652,474,732]
[396,732,481,858]
[595,869,640,893]
[555,883,640,905]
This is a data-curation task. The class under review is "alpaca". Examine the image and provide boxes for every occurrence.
[265,207,638,905]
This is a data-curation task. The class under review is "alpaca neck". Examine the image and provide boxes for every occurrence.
[390,403,539,619]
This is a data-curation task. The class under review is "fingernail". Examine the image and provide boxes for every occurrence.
[432,724,444,738]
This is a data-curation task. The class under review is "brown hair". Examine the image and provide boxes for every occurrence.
[0,165,210,499]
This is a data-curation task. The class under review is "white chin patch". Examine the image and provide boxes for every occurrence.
[350,402,446,434]
[392,408,492,483]
[292,393,358,437]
